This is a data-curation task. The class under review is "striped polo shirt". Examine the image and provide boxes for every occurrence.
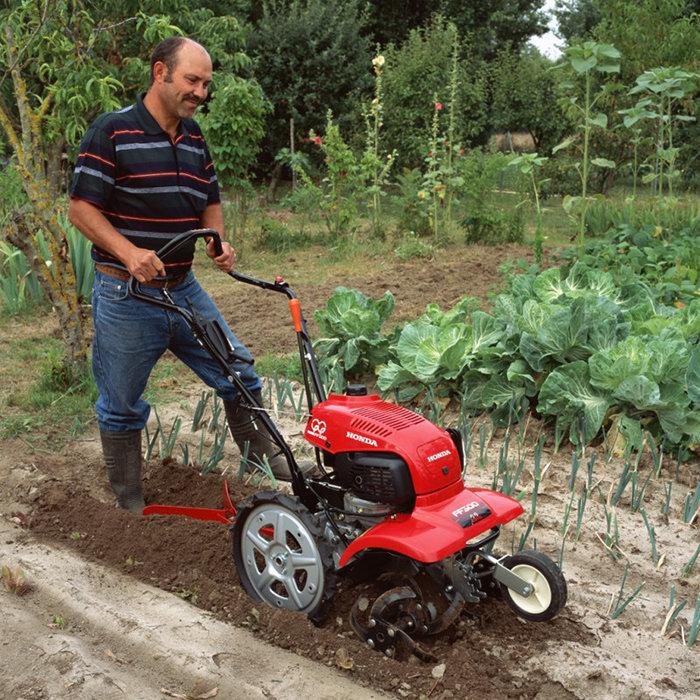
[70,93,220,274]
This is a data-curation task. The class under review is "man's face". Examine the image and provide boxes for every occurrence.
[156,43,212,120]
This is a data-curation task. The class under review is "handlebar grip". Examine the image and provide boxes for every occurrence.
[210,232,223,257]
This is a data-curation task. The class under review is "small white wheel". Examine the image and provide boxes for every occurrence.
[500,550,567,622]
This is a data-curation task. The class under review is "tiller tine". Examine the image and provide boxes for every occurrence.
[349,585,438,662]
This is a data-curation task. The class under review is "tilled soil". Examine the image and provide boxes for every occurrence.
[25,459,590,699]
[213,243,530,357]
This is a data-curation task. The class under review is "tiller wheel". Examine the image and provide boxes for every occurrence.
[349,575,465,662]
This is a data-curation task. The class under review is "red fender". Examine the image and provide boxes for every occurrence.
[338,482,523,567]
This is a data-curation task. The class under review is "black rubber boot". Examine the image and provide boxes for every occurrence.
[224,390,292,480]
[100,429,146,514]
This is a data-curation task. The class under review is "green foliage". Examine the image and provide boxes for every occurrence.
[381,17,486,169]
[295,112,371,239]
[364,1,548,58]
[313,287,395,378]
[254,353,303,382]
[582,197,700,238]
[394,232,434,261]
[463,208,525,245]
[557,40,622,253]
[0,241,44,315]
[559,215,700,305]
[490,48,568,153]
[247,0,371,170]
[627,67,699,196]
[199,75,269,189]
[318,236,700,452]
[254,215,312,254]
[507,153,548,262]
[538,156,581,197]
[456,150,523,244]
[391,168,432,236]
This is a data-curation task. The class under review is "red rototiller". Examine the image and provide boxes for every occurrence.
[133,229,567,660]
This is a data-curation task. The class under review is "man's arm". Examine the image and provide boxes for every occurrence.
[201,203,237,273]
[68,198,165,282]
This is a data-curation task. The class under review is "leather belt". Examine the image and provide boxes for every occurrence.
[95,263,188,289]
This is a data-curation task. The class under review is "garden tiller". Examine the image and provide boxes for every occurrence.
[133,229,567,661]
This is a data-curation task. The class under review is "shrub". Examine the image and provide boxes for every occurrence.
[247,0,371,170]
[463,208,525,245]
[199,75,269,189]
[538,156,581,197]
[391,168,432,236]
[583,197,700,237]
[394,232,434,261]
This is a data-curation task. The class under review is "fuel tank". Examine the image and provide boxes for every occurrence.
[303,393,461,496]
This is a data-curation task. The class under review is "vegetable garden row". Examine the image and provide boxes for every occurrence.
[314,220,700,458]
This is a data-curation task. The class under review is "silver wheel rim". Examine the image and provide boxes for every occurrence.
[240,503,324,613]
[507,563,552,615]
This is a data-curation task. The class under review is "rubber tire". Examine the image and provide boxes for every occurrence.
[230,490,336,624]
[499,549,567,622]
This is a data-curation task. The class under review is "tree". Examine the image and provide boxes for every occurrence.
[381,18,486,169]
[364,0,549,59]
[247,0,371,175]
[553,0,601,44]
[490,47,569,152]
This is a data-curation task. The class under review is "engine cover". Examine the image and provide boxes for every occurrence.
[333,451,414,506]
[304,393,462,496]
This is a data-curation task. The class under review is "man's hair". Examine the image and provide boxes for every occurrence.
[150,37,187,84]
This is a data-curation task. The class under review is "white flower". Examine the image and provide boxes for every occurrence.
[372,55,385,68]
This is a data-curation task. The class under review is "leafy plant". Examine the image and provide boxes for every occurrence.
[314,287,395,379]
[628,67,699,196]
[609,563,645,619]
[556,41,622,255]
[394,232,434,261]
[508,153,549,264]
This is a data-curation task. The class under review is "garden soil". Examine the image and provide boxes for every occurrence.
[1,244,699,699]
[212,242,527,357]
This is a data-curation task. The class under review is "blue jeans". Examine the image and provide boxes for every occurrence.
[92,269,261,432]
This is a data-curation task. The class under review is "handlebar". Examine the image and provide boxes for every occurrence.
[127,229,296,300]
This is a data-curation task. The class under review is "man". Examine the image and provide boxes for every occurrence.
[69,37,288,514]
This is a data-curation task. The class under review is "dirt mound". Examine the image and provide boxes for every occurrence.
[27,459,590,699]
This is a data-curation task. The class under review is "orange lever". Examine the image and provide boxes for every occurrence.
[289,298,303,332]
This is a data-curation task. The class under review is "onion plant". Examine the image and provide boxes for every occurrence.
[660,585,687,636]
[687,597,700,647]
[680,544,700,579]
[609,563,645,619]
[682,482,700,525]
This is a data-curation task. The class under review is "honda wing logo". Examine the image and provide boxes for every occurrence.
[346,431,378,447]
[307,418,327,439]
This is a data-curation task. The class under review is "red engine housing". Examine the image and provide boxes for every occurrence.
[304,393,524,566]
[304,393,461,495]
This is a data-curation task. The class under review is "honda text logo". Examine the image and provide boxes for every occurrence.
[346,431,378,447]
[308,418,326,439]
[427,449,451,463]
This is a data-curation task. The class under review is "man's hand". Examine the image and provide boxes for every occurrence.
[206,237,237,273]
[124,247,165,282]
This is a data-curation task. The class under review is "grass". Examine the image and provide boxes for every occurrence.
[0,326,182,446]
[254,352,303,381]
